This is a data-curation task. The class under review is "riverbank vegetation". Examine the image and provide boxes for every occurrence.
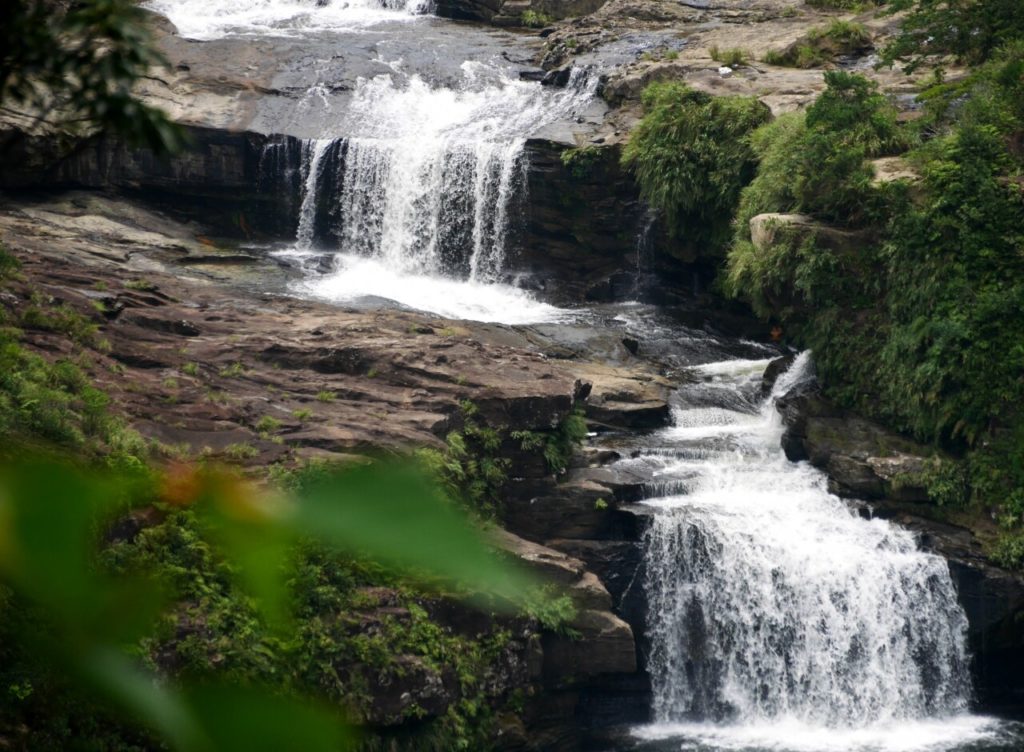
[625,0,1024,566]
[729,44,1024,561]
[622,83,770,253]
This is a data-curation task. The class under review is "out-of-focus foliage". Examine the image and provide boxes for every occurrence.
[0,0,184,152]
[0,458,536,750]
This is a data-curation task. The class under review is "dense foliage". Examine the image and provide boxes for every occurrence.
[622,83,770,253]
[724,52,1024,563]
[882,0,1024,71]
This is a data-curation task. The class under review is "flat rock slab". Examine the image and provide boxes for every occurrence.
[0,194,589,467]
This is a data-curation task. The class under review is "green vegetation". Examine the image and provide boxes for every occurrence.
[124,278,158,292]
[255,415,282,434]
[316,390,336,402]
[762,20,872,68]
[219,362,247,378]
[520,9,553,28]
[622,83,771,252]
[223,441,259,460]
[20,296,103,347]
[882,0,1024,71]
[560,144,608,179]
[708,45,751,68]
[522,586,578,637]
[724,54,1024,563]
[418,401,510,516]
[511,407,588,476]
[0,251,148,471]
[182,362,200,377]
[0,0,184,153]
[640,47,680,63]
[0,458,537,751]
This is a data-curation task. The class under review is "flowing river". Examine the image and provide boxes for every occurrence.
[145,1,1023,749]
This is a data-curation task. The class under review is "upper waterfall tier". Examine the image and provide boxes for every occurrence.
[277,66,597,278]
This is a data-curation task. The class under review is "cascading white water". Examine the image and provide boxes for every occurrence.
[279,63,594,323]
[633,353,978,748]
[145,0,431,39]
[295,139,332,250]
[298,65,595,281]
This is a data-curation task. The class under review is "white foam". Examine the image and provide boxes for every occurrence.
[640,353,973,728]
[145,0,430,40]
[632,716,1010,752]
[291,253,570,324]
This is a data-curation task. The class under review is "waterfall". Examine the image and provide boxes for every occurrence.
[295,139,333,250]
[631,207,657,300]
[639,353,972,729]
[291,65,597,283]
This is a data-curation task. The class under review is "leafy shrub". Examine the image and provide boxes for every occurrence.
[881,0,1024,71]
[726,54,1024,565]
[708,45,751,67]
[511,406,588,476]
[622,83,771,252]
[417,401,509,516]
[520,9,553,28]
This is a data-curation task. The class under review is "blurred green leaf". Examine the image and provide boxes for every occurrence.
[204,511,293,631]
[79,645,202,751]
[184,684,352,752]
[0,455,530,750]
[291,463,534,606]
[0,461,117,617]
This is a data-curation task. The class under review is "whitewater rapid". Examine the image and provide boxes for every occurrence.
[621,353,999,752]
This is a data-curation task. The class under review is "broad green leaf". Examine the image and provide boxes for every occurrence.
[184,684,352,752]
[79,645,203,752]
[291,463,534,606]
